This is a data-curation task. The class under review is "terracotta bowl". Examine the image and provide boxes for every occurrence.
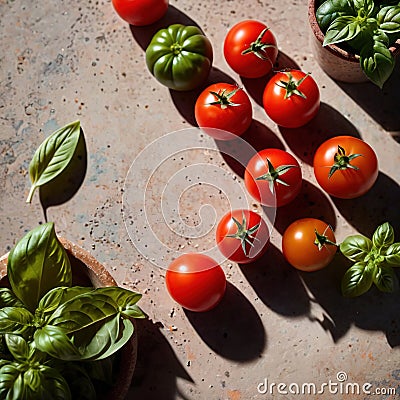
[0,238,137,400]
[308,0,400,83]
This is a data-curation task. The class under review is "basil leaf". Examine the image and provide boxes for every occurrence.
[88,317,134,361]
[60,364,96,400]
[0,307,34,335]
[0,363,21,398]
[324,15,362,45]
[384,242,400,266]
[96,287,145,319]
[7,222,72,312]
[26,120,81,203]
[372,221,395,250]
[5,334,29,363]
[341,262,374,297]
[340,234,373,261]
[316,0,356,32]
[39,365,72,400]
[0,289,25,308]
[373,265,399,292]
[86,357,114,385]
[34,325,80,360]
[360,32,395,87]
[377,5,400,32]
[36,286,94,322]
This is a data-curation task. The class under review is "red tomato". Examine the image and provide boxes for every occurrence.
[195,83,252,140]
[165,253,226,312]
[313,136,378,199]
[244,149,302,207]
[282,218,337,272]
[263,70,320,128]
[112,0,168,26]
[216,209,269,264]
[223,20,278,78]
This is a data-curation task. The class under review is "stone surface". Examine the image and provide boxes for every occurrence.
[1,0,399,399]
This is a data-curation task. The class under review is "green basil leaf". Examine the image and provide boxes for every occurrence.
[34,325,80,360]
[36,286,94,322]
[340,234,373,261]
[384,242,400,266]
[95,287,145,319]
[88,317,134,361]
[377,5,400,32]
[48,292,119,333]
[7,222,72,312]
[360,33,395,87]
[316,0,356,32]
[60,364,96,400]
[85,356,114,385]
[0,307,34,335]
[372,222,395,250]
[323,15,362,45]
[5,334,29,362]
[373,265,399,292]
[0,289,25,308]
[0,363,21,398]
[341,262,374,297]
[39,365,72,400]
[23,368,42,394]
[26,120,81,203]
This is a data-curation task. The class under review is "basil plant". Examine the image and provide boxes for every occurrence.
[0,223,145,400]
[316,0,400,88]
[340,222,400,297]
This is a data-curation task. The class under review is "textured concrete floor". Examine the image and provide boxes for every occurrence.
[1,0,400,399]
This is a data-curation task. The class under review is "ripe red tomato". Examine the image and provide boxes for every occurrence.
[165,253,226,312]
[195,83,252,140]
[282,218,337,272]
[112,0,168,26]
[313,136,378,199]
[263,70,320,128]
[216,209,269,264]
[223,20,278,78]
[244,149,302,207]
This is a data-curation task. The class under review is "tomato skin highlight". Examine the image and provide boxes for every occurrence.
[313,136,378,199]
[165,253,226,312]
[223,20,278,78]
[244,149,302,207]
[195,83,253,140]
[263,70,320,128]
[216,209,269,264]
[282,218,337,272]
[112,0,168,26]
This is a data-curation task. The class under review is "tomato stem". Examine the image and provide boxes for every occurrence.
[241,27,276,62]
[314,227,337,251]
[225,211,260,256]
[328,145,363,178]
[208,86,241,109]
[276,72,309,99]
[255,158,298,194]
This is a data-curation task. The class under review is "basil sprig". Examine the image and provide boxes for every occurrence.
[316,0,400,87]
[340,222,400,297]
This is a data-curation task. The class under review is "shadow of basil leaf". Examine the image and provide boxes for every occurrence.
[39,128,87,218]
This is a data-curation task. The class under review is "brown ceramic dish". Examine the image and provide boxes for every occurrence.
[0,238,137,400]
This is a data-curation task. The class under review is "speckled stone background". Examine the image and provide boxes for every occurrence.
[1,0,400,399]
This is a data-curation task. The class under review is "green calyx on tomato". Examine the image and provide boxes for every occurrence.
[145,24,213,91]
[276,72,309,99]
[340,222,400,297]
[314,227,337,251]
[328,145,362,178]
[225,212,260,256]
[208,87,241,109]
[255,158,298,194]
[241,28,276,61]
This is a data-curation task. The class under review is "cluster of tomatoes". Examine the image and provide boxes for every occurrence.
[112,1,380,312]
